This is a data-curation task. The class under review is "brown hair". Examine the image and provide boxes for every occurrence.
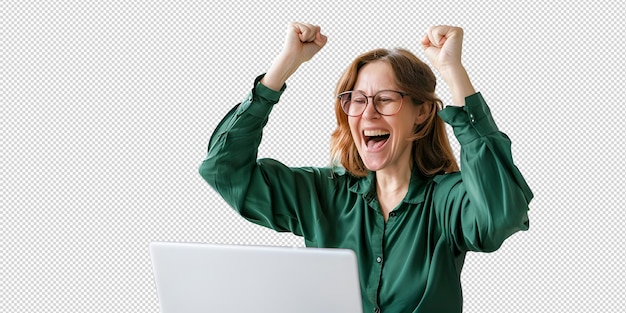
[330,48,459,177]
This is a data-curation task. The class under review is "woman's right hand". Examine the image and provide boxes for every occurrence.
[262,22,328,91]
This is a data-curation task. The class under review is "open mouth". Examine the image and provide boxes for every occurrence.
[364,129,390,150]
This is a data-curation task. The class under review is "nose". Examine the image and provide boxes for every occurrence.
[361,96,380,120]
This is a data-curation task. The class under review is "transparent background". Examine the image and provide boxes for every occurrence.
[4,0,626,312]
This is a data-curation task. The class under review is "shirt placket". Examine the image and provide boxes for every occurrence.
[365,195,386,313]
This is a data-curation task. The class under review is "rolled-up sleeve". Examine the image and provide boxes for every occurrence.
[434,92,533,253]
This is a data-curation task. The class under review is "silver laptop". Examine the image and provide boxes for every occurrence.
[149,242,363,313]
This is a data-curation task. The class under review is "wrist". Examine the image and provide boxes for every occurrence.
[441,66,475,107]
[438,63,465,83]
[261,54,302,91]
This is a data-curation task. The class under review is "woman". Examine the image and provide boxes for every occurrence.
[199,22,533,313]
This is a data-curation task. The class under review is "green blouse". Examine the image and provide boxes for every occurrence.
[199,75,533,313]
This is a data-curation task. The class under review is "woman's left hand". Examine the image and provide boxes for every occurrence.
[421,25,475,106]
[420,25,464,79]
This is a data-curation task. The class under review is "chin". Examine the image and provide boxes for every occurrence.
[362,159,386,172]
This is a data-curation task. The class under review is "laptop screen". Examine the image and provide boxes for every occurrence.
[150,242,363,313]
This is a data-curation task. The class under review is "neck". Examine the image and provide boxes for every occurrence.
[375,162,412,196]
[375,162,412,221]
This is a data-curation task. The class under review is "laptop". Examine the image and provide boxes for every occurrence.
[149,242,363,313]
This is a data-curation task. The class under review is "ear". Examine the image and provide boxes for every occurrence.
[413,102,431,125]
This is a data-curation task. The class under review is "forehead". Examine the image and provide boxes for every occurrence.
[353,61,398,91]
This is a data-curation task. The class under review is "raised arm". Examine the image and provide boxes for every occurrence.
[198,23,329,236]
[422,25,534,252]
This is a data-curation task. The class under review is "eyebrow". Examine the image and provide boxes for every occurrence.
[352,89,398,93]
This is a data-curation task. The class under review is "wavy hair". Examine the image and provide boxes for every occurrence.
[330,48,459,177]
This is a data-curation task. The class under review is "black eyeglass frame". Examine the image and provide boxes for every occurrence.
[337,90,409,117]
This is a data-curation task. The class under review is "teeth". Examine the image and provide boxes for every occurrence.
[364,130,390,136]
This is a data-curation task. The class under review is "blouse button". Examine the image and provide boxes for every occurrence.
[376,256,382,263]
[389,211,396,217]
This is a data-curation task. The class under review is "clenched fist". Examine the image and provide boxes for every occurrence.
[421,25,474,106]
[281,22,328,65]
[262,22,328,91]
[421,25,464,77]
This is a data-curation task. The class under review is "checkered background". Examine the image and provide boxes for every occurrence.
[4,0,625,312]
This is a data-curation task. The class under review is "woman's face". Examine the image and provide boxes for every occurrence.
[348,61,425,173]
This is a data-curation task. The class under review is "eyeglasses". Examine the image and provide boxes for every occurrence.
[337,90,408,117]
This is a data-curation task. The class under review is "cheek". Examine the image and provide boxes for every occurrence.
[348,118,360,140]
[390,118,417,142]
